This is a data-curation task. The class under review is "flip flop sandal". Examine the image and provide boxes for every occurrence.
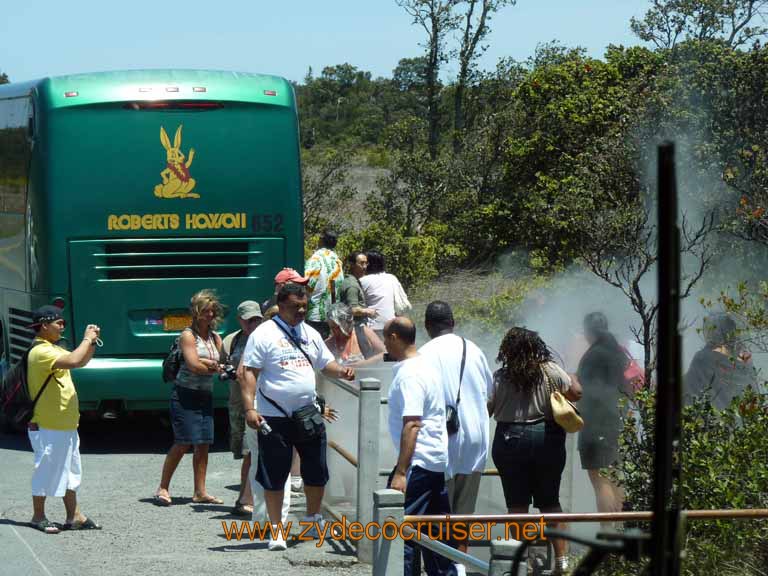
[153,493,172,507]
[30,520,60,534]
[192,495,224,505]
[62,517,102,531]
[232,501,253,516]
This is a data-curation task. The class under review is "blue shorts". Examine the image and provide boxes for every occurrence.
[255,416,329,489]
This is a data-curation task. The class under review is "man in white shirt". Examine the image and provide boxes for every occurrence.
[419,301,494,555]
[384,317,456,576]
[240,283,354,550]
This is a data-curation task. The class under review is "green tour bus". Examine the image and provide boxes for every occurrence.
[0,69,303,421]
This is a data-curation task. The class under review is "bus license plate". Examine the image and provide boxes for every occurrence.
[163,314,191,331]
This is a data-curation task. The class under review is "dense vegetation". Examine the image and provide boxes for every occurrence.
[3,1,768,572]
[295,2,768,573]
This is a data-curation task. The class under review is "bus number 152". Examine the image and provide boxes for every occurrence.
[252,214,284,233]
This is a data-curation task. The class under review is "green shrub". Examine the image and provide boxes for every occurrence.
[602,387,768,575]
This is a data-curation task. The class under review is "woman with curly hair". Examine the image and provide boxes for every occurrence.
[489,327,581,575]
[155,289,226,506]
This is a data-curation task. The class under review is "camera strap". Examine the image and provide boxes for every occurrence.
[272,319,314,368]
[258,388,291,418]
[455,337,466,406]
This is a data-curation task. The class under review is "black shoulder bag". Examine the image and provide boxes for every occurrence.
[446,337,466,436]
[261,319,325,441]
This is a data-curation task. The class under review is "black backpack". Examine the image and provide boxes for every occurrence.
[162,331,186,383]
[162,327,206,383]
[1,341,55,428]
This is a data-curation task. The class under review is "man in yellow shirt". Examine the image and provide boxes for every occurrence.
[27,305,101,534]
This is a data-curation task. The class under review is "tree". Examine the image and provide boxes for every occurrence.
[397,0,459,159]
[301,149,356,235]
[451,0,515,152]
[0,72,8,85]
[581,196,716,380]
[367,116,448,236]
[631,0,768,49]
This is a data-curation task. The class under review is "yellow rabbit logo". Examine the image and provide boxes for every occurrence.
[153,125,199,199]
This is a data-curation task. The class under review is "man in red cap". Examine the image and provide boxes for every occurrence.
[261,268,309,315]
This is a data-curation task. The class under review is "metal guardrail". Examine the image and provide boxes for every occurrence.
[318,375,382,563]
[404,509,768,524]
[401,525,491,574]
[371,494,768,576]
[378,468,501,476]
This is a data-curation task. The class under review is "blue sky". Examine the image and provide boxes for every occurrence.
[1,0,651,83]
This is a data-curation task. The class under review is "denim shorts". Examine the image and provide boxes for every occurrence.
[491,419,566,510]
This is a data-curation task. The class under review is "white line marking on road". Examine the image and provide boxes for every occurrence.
[8,524,55,576]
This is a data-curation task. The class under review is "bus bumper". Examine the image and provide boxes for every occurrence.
[72,358,229,412]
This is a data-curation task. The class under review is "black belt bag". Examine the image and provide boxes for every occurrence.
[291,402,325,440]
[259,389,325,441]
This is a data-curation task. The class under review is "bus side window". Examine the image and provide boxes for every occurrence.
[0,97,32,214]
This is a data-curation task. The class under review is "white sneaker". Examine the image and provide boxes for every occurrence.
[552,556,569,575]
[267,525,287,551]
[301,513,326,539]
[290,475,303,493]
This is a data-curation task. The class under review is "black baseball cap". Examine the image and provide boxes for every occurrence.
[31,305,64,327]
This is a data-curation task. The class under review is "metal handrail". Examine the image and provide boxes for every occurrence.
[400,525,490,574]
[327,377,361,397]
[328,440,358,467]
[378,468,500,476]
[403,509,768,524]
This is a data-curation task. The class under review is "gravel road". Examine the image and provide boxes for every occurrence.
[0,415,369,576]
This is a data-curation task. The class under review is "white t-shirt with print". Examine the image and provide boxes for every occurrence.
[242,318,334,417]
[387,354,448,473]
[419,333,494,477]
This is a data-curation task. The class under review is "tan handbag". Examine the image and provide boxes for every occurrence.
[545,366,584,433]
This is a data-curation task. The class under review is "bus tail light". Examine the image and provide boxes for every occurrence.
[64,91,79,98]
[52,297,66,309]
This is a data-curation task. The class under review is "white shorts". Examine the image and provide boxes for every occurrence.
[245,426,290,524]
[28,428,82,497]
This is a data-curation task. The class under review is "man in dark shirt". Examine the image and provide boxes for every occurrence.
[684,313,759,410]
[339,251,376,326]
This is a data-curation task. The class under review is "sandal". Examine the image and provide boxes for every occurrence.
[62,517,102,531]
[192,494,224,505]
[232,501,254,517]
[30,519,60,534]
[153,493,172,507]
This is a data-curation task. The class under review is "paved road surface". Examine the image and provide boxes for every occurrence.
[0,415,368,576]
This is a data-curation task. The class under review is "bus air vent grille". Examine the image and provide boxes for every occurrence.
[91,239,263,281]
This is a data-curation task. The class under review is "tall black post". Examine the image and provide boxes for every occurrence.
[652,142,682,575]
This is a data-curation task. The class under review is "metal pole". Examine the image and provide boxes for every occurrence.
[373,489,405,576]
[357,377,381,563]
[652,142,683,575]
